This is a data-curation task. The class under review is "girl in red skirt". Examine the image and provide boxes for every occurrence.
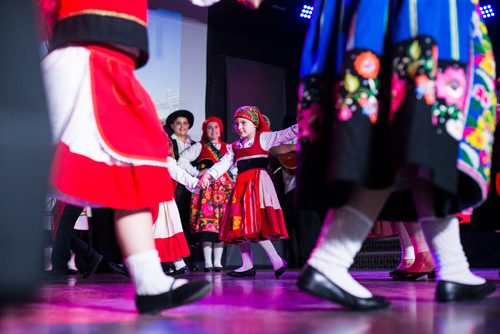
[199,106,297,278]
[40,0,210,314]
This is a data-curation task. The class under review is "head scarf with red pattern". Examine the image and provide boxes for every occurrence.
[201,116,224,142]
[233,106,270,133]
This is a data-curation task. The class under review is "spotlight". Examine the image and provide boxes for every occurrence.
[300,4,314,19]
[480,4,495,19]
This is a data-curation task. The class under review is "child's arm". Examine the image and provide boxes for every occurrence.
[197,147,235,188]
[166,157,199,193]
[260,124,298,151]
[178,143,202,177]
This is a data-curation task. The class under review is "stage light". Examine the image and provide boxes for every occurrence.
[480,4,495,19]
[300,4,314,19]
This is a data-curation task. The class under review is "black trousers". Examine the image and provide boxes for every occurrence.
[51,204,93,274]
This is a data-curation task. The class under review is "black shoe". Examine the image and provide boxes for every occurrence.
[214,267,223,272]
[67,269,79,275]
[170,266,188,276]
[135,279,212,314]
[204,267,214,272]
[274,259,287,279]
[109,262,130,277]
[436,280,496,303]
[83,252,103,278]
[297,266,390,311]
[226,268,256,278]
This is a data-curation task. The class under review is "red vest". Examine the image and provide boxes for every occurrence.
[50,0,149,68]
[232,133,269,162]
[197,141,228,170]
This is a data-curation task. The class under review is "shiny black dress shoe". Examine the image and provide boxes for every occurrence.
[297,266,390,311]
[436,280,496,302]
[214,267,223,272]
[204,267,215,272]
[136,279,212,314]
[170,266,189,276]
[226,268,256,278]
[274,259,287,279]
[390,268,436,281]
[109,262,130,277]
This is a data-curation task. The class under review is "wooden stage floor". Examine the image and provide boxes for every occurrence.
[1,269,500,333]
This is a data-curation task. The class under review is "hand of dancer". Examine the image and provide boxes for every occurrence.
[198,173,211,189]
[237,0,264,9]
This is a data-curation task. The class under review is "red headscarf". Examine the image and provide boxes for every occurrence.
[201,116,224,142]
[233,106,270,133]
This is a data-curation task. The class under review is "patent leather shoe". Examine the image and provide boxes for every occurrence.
[226,268,256,278]
[204,267,215,272]
[214,267,223,272]
[109,262,130,277]
[436,280,496,302]
[297,266,390,311]
[274,259,287,279]
[136,279,212,314]
[170,266,189,276]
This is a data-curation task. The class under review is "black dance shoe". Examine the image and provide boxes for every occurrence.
[204,267,214,272]
[297,266,390,311]
[170,266,189,276]
[109,262,130,277]
[390,269,436,281]
[274,259,287,279]
[135,279,212,314]
[226,268,256,278]
[214,267,223,272]
[436,280,496,302]
[83,252,103,278]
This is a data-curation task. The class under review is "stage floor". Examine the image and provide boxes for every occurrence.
[1,269,500,333]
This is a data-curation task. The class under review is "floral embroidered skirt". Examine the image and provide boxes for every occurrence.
[297,0,496,218]
[43,46,174,209]
[219,169,288,244]
[190,173,233,242]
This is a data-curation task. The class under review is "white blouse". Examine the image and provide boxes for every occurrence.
[208,124,298,180]
[178,141,237,177]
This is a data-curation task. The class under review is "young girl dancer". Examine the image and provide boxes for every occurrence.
[198,106,297,278]
[40,0,211,314]
[179,117,236,272]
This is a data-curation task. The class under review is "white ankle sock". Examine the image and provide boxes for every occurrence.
[404,222,430,254]
[235,241,253,272]
[126,250,187,295]
[213,242,224,268]
[420,217,485,285]
[258,240,284,271]
[202,242,213,268]
[308,206,374,298]
[396,222,415,260]
[173,258,186,270]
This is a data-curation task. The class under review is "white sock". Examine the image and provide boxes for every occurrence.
[173,258,186,270]
[235,241,253,272]
[126,250,187,296]
[67,252,77,271]
[308,206,374,298]
[420,217,485,285]
[397,222,415,261]
[404,221,430,254]
[213,242,224,268]
[202,242,213,268]
[258,240,284,271]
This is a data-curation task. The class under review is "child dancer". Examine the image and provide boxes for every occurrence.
[40,0,211,314]
[199,106,297,278]
[179,117,236,272]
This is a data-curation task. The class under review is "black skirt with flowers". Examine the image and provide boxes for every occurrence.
[296,0,497,219]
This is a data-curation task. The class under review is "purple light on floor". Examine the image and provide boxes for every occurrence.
[300,4,314,19]
[480,4,495,19]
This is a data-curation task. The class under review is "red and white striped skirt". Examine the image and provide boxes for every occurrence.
[219,168,288,244]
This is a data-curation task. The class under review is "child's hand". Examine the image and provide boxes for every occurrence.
[198,173,211,189]
[237,0,263,9]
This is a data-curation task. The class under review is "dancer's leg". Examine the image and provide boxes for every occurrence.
[234,241,253,272]
[213,242,224,268]
[257,240,284,271]
[202,241,214,269]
